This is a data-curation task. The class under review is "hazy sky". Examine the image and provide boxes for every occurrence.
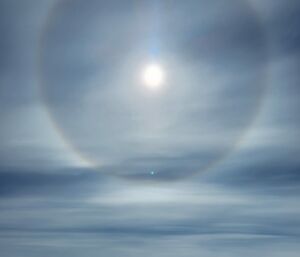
[0,0,300,256]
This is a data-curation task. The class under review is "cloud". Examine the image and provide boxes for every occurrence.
[0,1,299,256]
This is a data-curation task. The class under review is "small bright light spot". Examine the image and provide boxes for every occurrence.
[150,171,155,175]
[142,63,165,89]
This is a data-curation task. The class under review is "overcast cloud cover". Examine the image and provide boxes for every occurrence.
[0,0,300,256]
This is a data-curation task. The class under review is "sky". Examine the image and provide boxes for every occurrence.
[0,0,300,256]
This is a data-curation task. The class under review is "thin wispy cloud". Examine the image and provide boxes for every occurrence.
[0,0,299,256]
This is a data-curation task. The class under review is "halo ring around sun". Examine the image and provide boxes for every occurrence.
[37,0,270,182]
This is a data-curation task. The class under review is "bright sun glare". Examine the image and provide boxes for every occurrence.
[142,63,165,89]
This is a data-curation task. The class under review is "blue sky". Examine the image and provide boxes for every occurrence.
[0,0,299,256]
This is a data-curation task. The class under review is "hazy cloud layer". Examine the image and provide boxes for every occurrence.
[0,0,299,256]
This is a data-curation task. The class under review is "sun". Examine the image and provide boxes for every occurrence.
[142,63,165,89]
